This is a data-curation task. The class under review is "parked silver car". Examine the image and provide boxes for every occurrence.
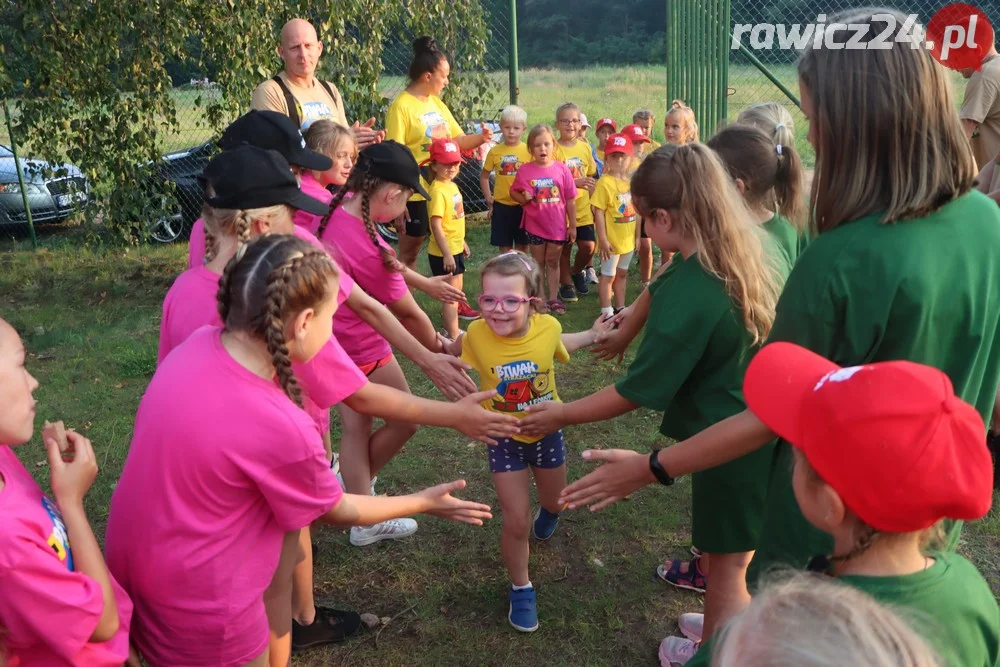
[0,145,90,227]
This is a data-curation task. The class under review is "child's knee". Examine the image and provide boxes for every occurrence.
[502,508,532,538]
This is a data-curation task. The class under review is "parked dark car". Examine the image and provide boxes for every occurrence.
[0,145,90,228]
[146,121,497,244]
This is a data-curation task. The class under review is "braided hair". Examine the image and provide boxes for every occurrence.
[203,203,287,261]
[315,161,403,272]
[216,234,339,407]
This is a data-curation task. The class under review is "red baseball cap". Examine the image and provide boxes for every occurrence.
[604,133,633,156]
[596,117,617,133]
[621,124,650,143]
[422,137,466,165]
[744,342,992,533]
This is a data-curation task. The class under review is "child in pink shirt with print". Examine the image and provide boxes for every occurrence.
[106,234,496,667]
[511,125,578,313]
[0,317,133,666]
[293,120,357,235]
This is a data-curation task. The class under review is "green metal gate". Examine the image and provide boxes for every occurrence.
[666,0,731,138]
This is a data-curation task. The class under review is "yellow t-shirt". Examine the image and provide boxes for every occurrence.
[385,91,464,201]
[461,314,570,443]
[482,142,532,206]
[591,175,637,255]
[427,180,466,257]
[596,148,606,163]
[556,140,597,227]
[646,139,663,152]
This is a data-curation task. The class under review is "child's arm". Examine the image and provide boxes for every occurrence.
[345,286,477,400]
[566,199,577,242]
[342,382,519,444]
[561,315,609,354]
[429,216,455,272]
[321,479,492,527]
[480,169,494,217]
[520,385,639,437]
[45,431,120,642]
[402,267,467,303]
[594,208,612,261]
[509,187,532,206]
[977,156,996,194]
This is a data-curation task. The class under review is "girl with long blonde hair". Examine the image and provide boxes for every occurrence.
[518,143,782,663]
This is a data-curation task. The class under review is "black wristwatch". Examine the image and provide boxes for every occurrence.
[649,448,675,486]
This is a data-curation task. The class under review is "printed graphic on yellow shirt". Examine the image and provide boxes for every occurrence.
[42,496,74,571]
[499,154,520,176]
[531,178,561,204]
[617,193,637,223]
[491,359,555,412]
[453,192,465,219]
[421,111,451,151]
[565,156,584,179]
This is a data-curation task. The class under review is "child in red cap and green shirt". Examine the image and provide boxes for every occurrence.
[682,342,999,667]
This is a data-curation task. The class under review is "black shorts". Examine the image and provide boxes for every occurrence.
[525,231,566,246]
[406,200,430,237]
[575,225,596,242]
[490,202,527,247]
[428,253,466,276]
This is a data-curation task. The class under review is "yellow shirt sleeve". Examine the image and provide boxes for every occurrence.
[384,96,409,145]
[591,177,612,212]
[429,184,449,221]
[483,145,500,173]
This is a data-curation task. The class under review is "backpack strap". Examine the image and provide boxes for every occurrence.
[318,80,344,121]
[271,75,301,127]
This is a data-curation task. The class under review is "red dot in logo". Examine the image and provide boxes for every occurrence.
[926,3,994,71]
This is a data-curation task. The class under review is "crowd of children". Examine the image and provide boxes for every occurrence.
[2,21,1000,667]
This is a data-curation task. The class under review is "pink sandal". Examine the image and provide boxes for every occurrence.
[547,299,566,315]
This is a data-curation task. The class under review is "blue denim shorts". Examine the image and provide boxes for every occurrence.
[488,430,566,473]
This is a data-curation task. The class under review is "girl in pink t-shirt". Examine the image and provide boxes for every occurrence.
[313,140,502,548]
[106,235,497,667]
[511,125,578,313]
[292,121,357,235]
[0,317,133,666]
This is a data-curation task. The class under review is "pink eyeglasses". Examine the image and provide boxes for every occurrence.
[477,294,532,313]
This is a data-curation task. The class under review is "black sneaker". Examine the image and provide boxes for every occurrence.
[292,606,363,651]
[558,284,578,302]
[572,271,590,296]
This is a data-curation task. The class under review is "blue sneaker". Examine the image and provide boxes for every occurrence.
[508,586,539,632]
[532,507,560,541]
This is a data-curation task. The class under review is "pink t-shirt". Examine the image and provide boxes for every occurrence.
[104,327,343,667]
[0,446,132,666]
[293,172,333,236]
[188,217,207,268]
[510,161,578,242]
[159,246,366,433]
[320,206,409,365]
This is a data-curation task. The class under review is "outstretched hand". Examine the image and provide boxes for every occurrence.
[351,118,383,148]
[424,275,467,304]
[518,401,567,438]
[458,390,520,444]
[423,353,477,401]
[558,449,653,511]
[417,479,493,525]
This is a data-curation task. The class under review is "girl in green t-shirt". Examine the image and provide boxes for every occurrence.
[708,124,807,275]
[519,143,782,663]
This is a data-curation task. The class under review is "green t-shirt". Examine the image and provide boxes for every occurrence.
[688,553,1000,667]
[616,252,752,441]
[748,190,1000,582]
[841,553,1000,667]
[762,212,800,273]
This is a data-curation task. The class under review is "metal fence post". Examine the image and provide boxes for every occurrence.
[2,100,37,249]
[508,0,519,105]
[666,0,729,137]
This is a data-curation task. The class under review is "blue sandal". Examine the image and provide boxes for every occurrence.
[656,557,707,593]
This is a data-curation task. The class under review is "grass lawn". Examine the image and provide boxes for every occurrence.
[1,218,998,666]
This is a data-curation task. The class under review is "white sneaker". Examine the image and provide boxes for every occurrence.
[586,267,599,284]
[350,518,418,546]
[659,636,698,667]
[678,613,704,643]
[330,452,340,474]
[370,475,378,496]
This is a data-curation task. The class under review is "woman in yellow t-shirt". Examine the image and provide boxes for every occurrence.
[385,36,493,277]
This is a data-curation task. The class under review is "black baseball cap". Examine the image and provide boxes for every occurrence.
[356,140,431,199]
[217,110,332,171]
[203,145,329,215]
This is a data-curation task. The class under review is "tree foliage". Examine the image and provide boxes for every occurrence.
[1,0,495,244]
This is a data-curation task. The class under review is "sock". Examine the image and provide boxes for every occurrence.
[601,306,614,317]
[512,581,533,591]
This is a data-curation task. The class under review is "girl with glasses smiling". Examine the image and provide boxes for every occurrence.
[442,250,606,633]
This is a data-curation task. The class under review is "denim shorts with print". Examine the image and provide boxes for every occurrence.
[487,430,566,473]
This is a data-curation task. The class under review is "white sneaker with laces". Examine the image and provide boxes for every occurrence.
[678,613,704,643]
[659,636,698,666]
[350,518,418,546]
[586,267,599,284]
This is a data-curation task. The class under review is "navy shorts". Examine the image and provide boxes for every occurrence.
[488,430,566,473]
[525,231,567,246]
[575,225,596,242]
[491,202,527,247]
[428,253,466,276]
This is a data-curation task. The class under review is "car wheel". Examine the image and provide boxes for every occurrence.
[376,222,398,245]
[148,208,185,244]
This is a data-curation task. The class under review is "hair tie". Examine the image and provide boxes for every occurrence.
[776,144,783,156]
[774,123,787,131]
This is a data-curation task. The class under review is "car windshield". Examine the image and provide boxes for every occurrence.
[0,145,13,157]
